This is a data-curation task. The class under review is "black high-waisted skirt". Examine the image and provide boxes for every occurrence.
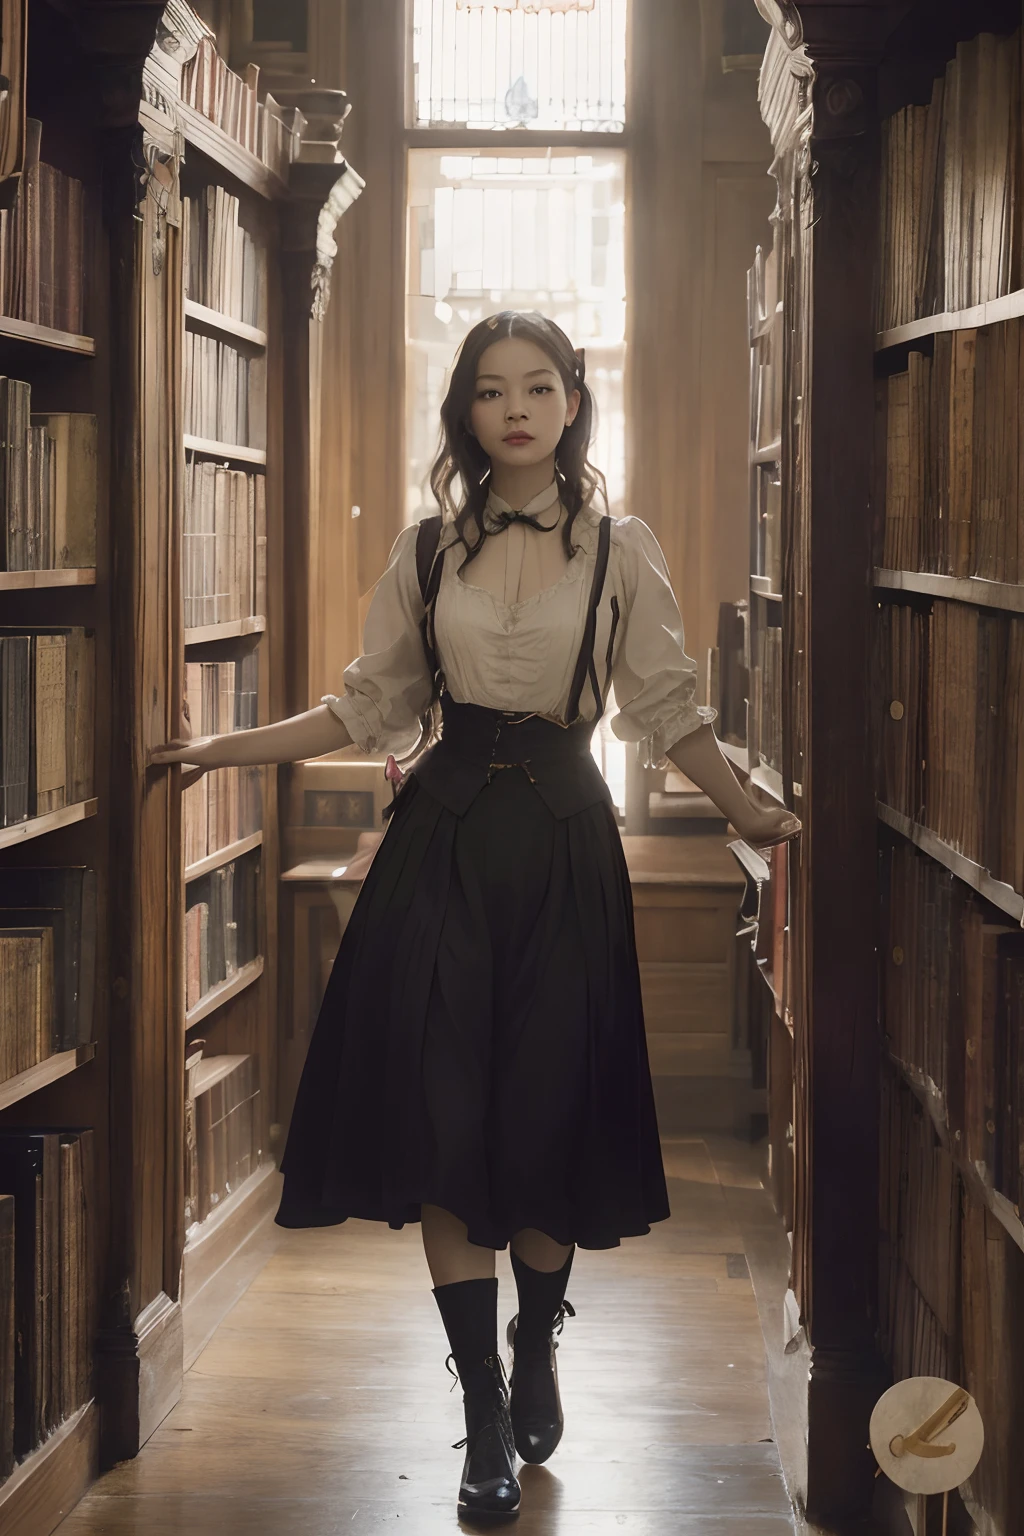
[275,723,671,1250]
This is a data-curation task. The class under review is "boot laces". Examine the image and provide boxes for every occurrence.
[449,1354,510,1451]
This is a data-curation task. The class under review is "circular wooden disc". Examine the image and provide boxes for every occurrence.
[869,1378,984,1495]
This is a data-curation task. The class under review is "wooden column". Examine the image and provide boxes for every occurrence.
[796,16,888,1524]
[95,103,186,1464]
[279,159,351,717]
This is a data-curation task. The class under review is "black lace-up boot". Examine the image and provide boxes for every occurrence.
[433,1276,521,1517]
[506,1248,576,1464]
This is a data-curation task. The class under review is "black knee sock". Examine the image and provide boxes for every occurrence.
[432,1276,500,1398]
[510,1246,574,1352]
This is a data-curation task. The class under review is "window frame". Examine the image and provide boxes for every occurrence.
[402,0,633,144]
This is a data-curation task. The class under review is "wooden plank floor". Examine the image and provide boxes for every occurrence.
[60,1138,796,1534]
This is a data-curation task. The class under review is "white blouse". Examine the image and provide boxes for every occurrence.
[323,481,717,765]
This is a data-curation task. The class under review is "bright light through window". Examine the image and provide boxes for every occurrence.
[406,146,626,523]
[412,0,627,131]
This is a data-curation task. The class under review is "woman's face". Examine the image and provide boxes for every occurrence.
[468,335,580,473]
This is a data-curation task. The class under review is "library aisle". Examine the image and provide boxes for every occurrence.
[57,1138,796,1535]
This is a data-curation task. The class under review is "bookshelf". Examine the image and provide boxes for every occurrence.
[871,12,1024,1529]
[0,0,355,1522]
[0,0,108,1521]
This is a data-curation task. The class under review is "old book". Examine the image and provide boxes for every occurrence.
[0,925,54,1078]
[0,632,30,825]
[32,414,97,568]
[0,867,96,1051]
[33,631,65,815]
[0,1132,58,1456]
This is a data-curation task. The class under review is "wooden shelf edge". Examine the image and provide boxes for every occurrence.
[0,314,95,355]
[184,298,267,349]
[184,614,266,647]
[727,837,771,884]
[0,799,98,850]
[875,567,1024,614]
[185,955,264,1030]
[178,99,290,201]
[890,1055,1024,1257]
[876,286,1024,352]
[0,1400,98,1533]
[183,435,267,466]
[751,438,782,464]
[0,1043,97,1113]
[185,830,263,883]
[877,802,1024,925]
[0,568,96,590]
[751,575,783,601]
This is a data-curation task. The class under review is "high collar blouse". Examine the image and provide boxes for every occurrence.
[323,480,717,766]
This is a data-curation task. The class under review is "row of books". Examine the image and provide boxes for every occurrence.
[878,1067,958,1388]
[0,1129,91,1476]
[0,380,96,571]
[183,461,266,628]
[878,29,1023,329]
[184,332,266,449]
[882,325,1024,581]
[749,623,783,776]
[0,868,95,1083]
[183,187,267,330]
[181,38,298,180]
[0,121,85,336]
[882,837,1024,1206]
[185,849,260,1013]
[876,599,1024,890]
[184,1052,261,1228]
[183,656,262,867]
[0,629,95,827]
[879,1069,1023,1533]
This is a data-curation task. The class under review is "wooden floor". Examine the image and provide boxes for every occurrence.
[60,1138,797,1534]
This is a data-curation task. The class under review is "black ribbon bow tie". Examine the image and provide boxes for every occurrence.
[490,507,560,532]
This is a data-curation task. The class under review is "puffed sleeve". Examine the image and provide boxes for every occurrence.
[609,516,718,764]
[321,522,434,757]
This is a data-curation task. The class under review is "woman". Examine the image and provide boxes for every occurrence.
[153,311,800,1518]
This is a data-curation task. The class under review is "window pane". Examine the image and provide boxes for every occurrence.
[412,0,627,131]
[406,146,626,522]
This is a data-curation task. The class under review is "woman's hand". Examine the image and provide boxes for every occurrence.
[731,798,802,851]
[150,735,221,768]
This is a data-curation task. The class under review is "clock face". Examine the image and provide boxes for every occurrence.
[869,1378,985,1496]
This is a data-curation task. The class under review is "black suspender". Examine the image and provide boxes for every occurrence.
[415,510,614,726]
[565,512,611,725]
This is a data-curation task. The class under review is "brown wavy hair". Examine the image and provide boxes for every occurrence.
[428,310,608,568]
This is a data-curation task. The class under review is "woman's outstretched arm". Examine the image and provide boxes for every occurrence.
[150,702,353,771]
[667,724,801,849]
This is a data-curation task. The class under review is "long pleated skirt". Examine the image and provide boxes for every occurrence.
[275,760,671,1250]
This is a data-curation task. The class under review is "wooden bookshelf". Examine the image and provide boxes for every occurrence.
[0,1043,97,1113]
[184,614,266,647]
[184,298,267,350]
[185,830,263,883]
[891,1053,1024,1257]
[0,798,98,851]
[185,956,265,1031]
[875,566,1024,615]
[0,314,95,354]
[177,99,290,202]
[877,801,1024,925]
[183,434,267,466]
[875,285,1024,352]
[0,1401,97,1535]
[0,568,96,590]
